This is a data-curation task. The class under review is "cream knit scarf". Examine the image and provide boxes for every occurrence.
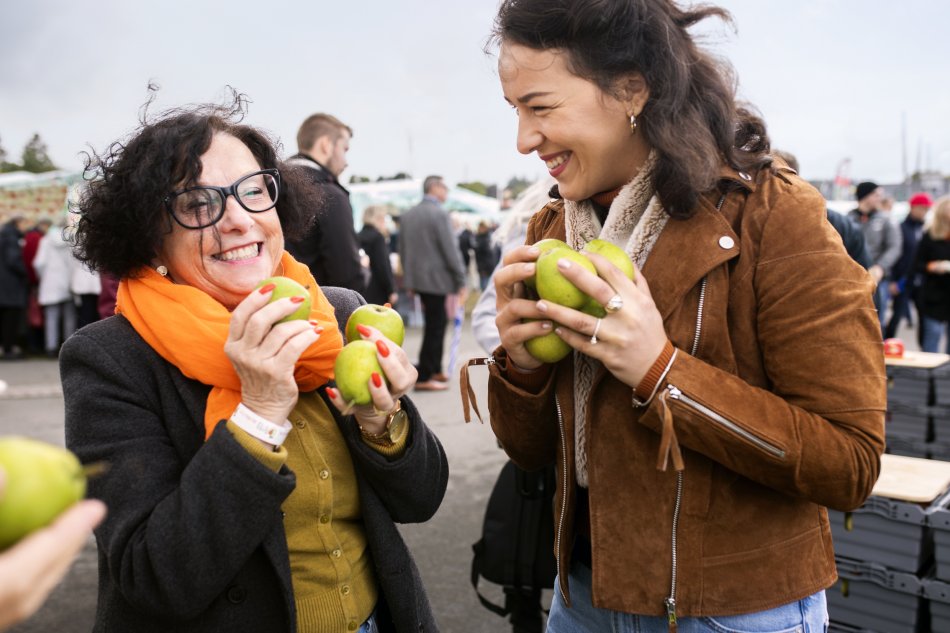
[565,151,667,487]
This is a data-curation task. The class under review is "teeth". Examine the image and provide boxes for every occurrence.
[544,154,568,169]
[217,244,259,262]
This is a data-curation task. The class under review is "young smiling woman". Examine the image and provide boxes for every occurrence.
[484,1,885,632]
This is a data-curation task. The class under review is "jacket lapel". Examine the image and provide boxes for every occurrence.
[643,193,740,321]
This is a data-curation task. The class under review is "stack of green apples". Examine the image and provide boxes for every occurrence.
[334,304,405,405]
[524,238,635,363]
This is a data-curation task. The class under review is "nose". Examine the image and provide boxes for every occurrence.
[217,195,254,233]
[516,113,542,156]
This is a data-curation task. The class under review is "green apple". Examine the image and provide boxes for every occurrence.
[523,320,572,364]
[255,276,311,323]
[345,304,405,346]
[525,238,570,290]
[333,340,385,405]
[582,239,636,281]
[580,296,607,319]
[535,247,596,309]
[0,437,87,550]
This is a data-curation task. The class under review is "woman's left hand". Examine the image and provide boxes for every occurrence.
[325,325,418,434]
[535,251,668,389]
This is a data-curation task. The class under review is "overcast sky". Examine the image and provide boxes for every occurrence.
[2,1,948,193]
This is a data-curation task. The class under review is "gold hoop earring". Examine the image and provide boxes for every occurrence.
[156,265,168,277]
[629,114,638,135]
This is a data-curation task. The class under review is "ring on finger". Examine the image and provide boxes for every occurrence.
[604,294,624,314]
[590,318,603,345]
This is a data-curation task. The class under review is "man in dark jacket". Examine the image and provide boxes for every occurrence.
[885,192,933,342]
[0,216,30,359]
[848,181,902,334]
[285,114,365,294]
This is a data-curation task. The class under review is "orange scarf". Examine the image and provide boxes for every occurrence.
[116,252,343,439]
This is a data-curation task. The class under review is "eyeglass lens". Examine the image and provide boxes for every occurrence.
[171,171,278,228]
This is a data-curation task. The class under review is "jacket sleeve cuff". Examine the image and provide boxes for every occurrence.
[226,420,288,471]
[494,347,554,394]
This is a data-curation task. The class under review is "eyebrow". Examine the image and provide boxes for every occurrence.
[505,91,553,105]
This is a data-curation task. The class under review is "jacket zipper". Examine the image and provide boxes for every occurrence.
[664,274,706,630]
[665,386,786,459]
[554,394,570,606]
[664,192,728,629]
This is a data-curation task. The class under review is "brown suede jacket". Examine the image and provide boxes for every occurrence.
[486,164,886,619]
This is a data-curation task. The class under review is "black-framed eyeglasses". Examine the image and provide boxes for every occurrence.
[164,169,280,229]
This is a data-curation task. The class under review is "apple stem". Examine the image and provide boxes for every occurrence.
[82,461,111,480]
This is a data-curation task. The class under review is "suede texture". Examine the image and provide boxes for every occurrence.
[486,165,886,617]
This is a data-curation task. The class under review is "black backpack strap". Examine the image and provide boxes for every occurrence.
[515,468,544,589]
[470,540,511,616]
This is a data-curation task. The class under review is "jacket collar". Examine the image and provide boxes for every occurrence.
[643,190,740,321]
[286,153,350,194]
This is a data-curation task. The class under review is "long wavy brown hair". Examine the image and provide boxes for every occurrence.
[489,0,772,218]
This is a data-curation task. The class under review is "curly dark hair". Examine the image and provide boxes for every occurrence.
[490,0,772,218]
[73,90,318,278]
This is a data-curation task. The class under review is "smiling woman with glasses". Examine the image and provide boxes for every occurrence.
[61,94,447,633]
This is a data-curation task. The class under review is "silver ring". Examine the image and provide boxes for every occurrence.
[604,294,624,314]
[590,318,603,345]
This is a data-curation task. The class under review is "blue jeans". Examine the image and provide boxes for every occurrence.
[921,317,950,353]
[357,609,378,633]
[547,562,828,632]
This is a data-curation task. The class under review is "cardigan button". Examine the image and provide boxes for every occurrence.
[226,584,247,604]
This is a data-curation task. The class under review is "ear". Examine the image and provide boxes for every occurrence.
[616,72,650,116]
[313,135,334,161]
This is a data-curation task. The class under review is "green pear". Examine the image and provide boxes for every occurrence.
[345,304,405,346]
[333,340,385,405]
[535,247,596,309]
[523,320,572,363]
[255,276,311,323]
[582,239,636,281]
[0,437,87,550]
[525,238,570,290]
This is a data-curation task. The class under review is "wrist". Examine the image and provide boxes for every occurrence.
[632,340,676,407]
[230,404,292,448]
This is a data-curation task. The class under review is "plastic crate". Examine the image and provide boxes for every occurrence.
[887,367,933,408]
[828,496,932,573]
[933,366,950,406]
[828,558,924,633]
[932,490,950,582]
[924,577,950,633]
[886,437,931,459]
[929,442,950,462]
[887,403,933,442]
[931,405,950,443]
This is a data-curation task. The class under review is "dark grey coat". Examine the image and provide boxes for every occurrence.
[397,198,466,296]
[62,287,447,633]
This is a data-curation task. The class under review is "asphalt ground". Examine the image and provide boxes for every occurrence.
[1,320,546,633]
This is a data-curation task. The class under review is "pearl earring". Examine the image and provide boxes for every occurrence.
[156,265,168,277]
[629,113,638,135]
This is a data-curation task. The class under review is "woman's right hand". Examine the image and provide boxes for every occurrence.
[493,244,550,370]
[225,284,323,423]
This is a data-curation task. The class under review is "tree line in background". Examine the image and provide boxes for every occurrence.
[0,134,58,173]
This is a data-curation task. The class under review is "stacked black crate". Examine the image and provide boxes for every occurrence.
[929,365,950,460]
[827,456,950,632]
[886,358,947,459]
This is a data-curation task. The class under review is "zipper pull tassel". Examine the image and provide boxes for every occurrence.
[657,388,685,472]
[665,597,678,633]
[460,356,494,423]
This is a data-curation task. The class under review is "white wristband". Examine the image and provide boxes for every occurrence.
[230,404,292,447]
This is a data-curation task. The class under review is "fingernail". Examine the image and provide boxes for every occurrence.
[290,296,306,304]
[523,263,535,273]
[376,339,390,357]
[314,326,324,334]
[371,372,383,388]
[326,387,338,399]
[558,258,572,269]
[536,301,548,312]
[540,321,552,330]
[357,324,371,337]
[309,319,319,326]
[258,283,276,294]
[384,302,392,308]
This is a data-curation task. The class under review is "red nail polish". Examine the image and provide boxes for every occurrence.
[384,302,392,308]
[371,372,383,388]
[309,319,319,326]
[314,326,324,334]
[376,339,390,357]
[290,296,305,304]
[357,324,371,337]
[326,387,337,399]
[258,283,276,294]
